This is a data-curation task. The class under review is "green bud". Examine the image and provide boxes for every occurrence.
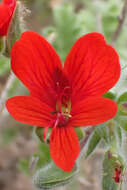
[4,1,28,57]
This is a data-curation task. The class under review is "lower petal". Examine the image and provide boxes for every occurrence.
[50,125,80,172]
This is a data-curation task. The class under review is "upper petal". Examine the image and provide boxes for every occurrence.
[71,97,117,126]
[6,96,54,127]
[50,125,80,172]
[64,32,121,103]
[11,31,63,108]
[0,0,16,36]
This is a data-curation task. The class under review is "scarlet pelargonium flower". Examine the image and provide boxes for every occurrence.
[6,31,120,172]
[0,0,16,36]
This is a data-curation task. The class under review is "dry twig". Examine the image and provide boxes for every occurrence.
[112,0,127,43]
[93,0,103,33]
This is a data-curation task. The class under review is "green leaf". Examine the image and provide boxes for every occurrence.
[33,162,78,190]
[103,91,116,100]
[95,124,111,144]
[85,123,117,158]
[85,127,101,158]
[35,143,51,168]
[117,92,127,104]
[74,128,85,141]
[102,151,120,190]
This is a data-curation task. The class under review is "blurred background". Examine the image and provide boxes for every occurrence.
[0,0,127,189]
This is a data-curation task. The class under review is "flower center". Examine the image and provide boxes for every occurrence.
[43,68,72,141]
[43,83,71,141]
[54,109,72,128]
[43,111,71,141]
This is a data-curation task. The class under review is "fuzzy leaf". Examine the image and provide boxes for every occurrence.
[74,128,85,141]
[85,127,101,158]
[103,91,116,100]
[117,92,127,104]
[33,162,78,190]
[35,143,51,168]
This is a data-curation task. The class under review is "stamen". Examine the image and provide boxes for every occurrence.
[45,82,71,136]
[63,113,72,118]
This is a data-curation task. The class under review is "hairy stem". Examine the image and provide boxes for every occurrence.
[0,72,15,115]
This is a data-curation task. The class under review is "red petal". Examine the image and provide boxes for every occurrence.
[71,97,117,126]
[50,125,80,172]
[11,31,63,108]
[64,33,121,103]
[6,96,54,127]
[0,0,16,36]
[4,0,16,5]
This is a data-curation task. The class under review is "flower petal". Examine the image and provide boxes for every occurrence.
[6,96,54,127]
[50,125,80,172]
[0,0,16,36]
[11,31,63,108]
[64,33,121,103]
[71,97,117,126]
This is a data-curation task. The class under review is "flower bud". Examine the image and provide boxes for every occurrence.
[0,0,16,37]
[5,1,26,56]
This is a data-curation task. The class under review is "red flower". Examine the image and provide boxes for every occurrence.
[113,168,122,184]
[6,31,120,172]
[0,0,16,36]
